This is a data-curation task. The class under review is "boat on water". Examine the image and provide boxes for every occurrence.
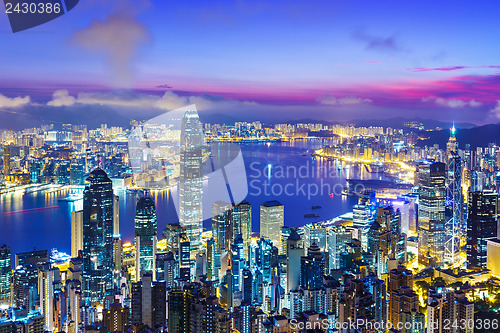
[312,205,321,210]
[58,190,84,202]
[304,213,319,218]
[50,249,71,264]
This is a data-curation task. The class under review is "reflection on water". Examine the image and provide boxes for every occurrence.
[0,140,382,255]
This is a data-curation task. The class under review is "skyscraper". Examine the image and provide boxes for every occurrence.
[467,190,498,270]
[0,245,11,306]
[232,201,252,260]
[135,197,157,280]
[212,201,232,253]
[327,226,352,271]
[352,190,376,251]
[445,126,463,265]
[418,162,446,267]
[179,109,204,251]
[286,228,304,292]
[260,201,284,251]
[300,243,325,290]
[3,146,10,176]
[71,210,83,258]
[82,168,114,303]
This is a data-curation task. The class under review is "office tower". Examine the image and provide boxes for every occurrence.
[212,201,232,253]
[352,190,376,251]
[445,126,463,265]
[167,285,198,333]
[56,162,71,185]
[135,197,157,280]
[206,239,217,281]
[179,233,191,281]
[13,266,30,308]
[253,238,274,286]
[467,190,498,270]
[280,226,291,254]
[131,273,167,328]
[242,269,253,304]
[71,210,83,258]
[327,226,352,271]
[300,243,325,290]
[231,234,245,300]
[232,201,252,260]
[156,252,176,287]
[163,223,185,254]
[70,162,85,185]
[103,303,129,332]
[260,200,284,251]
[369,206,407,275]
[39,264,61,332]
[190,295,219,332]
[303,223,327,251]
[367,275,387,325]
[113,236,122,274]
[0,245,11,305]
[15,249,49,268]
[286,228,304,292]
[233,303,262,333]
[417,162,446,267]
[179,109,204,252]
[113,195,120,236]
[82,168,114,303]
[29,159,43,183]
[3,146,10,175]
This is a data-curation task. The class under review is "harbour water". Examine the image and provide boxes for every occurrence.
[0,139,382,255]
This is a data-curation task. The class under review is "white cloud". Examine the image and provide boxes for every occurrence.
[490,100,500,119]
[44,90,259,112]
[154,91,190,110]
[421,96,482,108]
[0,94,30,108]
[47,90,77,107]
[316,94,372,105]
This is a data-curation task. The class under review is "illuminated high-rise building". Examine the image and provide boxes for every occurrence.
[82,168,114,303]
[0,245,11,305]
[327,226,352,271]
[260,201,284,251]
[231,201,252,260]
[417,162,446,267]
[286,228,304,292]
[3,146,10,176]
[135,197,157,280]
[352,190,376,251]
[71,210,83,258]
[300,243,325,290]
[445,126,462,265]
[179,109,204,251]
[212,201,232,253]
[467,190,498,270]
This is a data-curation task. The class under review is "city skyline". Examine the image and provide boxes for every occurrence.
[1,1,500,332]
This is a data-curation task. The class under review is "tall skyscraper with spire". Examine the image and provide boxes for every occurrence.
[179,109,204,251]
[135,197,158,281]
[82,168,114,303]
[445,125,463,265]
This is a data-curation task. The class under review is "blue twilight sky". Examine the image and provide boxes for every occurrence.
[1,0,500,123]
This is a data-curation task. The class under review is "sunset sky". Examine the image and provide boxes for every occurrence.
[1,0,500,123]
